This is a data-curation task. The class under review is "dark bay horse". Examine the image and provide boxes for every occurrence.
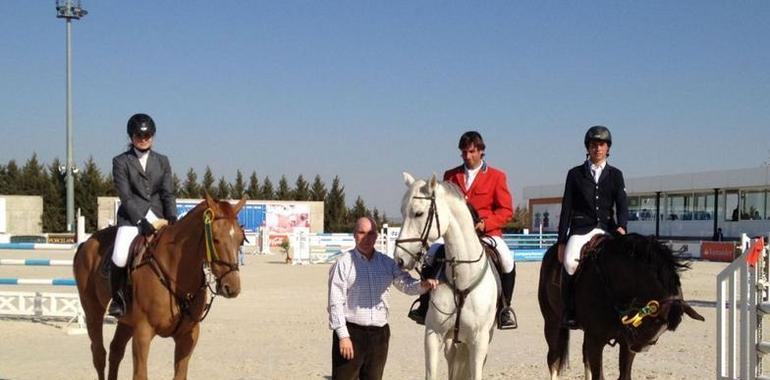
[73,194,246,380]
[537,233,705,380]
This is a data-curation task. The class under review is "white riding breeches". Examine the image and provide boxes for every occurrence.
[563,228,606,275]
[112,225,138,267]
[425,235,514,274]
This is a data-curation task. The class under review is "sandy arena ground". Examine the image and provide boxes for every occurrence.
[0,248,719,379]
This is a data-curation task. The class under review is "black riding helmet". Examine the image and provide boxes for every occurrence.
[584,125,612,149]
[127,113,156,138]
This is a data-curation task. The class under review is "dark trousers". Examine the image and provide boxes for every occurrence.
[331,323,390,380]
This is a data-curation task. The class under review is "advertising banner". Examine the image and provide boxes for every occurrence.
[701,241,736,262]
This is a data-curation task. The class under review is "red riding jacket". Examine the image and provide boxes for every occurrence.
[443,162,514,237]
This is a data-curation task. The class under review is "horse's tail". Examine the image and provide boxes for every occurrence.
[539,243,571,375]
[555,326,570,373]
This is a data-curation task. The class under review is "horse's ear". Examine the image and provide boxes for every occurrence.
[233,196,247,214]
[403,172,416,187]
[205,192,217,210]
[429,174,438,189]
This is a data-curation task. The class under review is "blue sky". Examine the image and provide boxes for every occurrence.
[1,1,768,218]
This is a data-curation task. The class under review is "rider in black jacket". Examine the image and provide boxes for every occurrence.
[557,126,628,328]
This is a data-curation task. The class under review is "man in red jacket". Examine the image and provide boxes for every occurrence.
[408,131,518,329]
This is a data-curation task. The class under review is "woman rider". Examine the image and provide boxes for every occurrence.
[557,125,628,328]
[109,113,177,317]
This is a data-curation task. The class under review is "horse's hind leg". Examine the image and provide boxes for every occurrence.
[107,322,133,380]
[83,311,107,380]
[172,323,200,380]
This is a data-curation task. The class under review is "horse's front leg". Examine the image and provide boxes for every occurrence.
[618,343,636,380]
[107,322,133,380]
[424,327,443,380]
[582,333,606,380]
[173,323,201,380]
[467,327,491,380]
[131,323,155,380]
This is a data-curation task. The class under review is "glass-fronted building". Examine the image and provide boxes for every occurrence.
[524,166,770,240]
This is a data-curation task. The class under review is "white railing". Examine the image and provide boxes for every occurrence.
[717,234,770,380]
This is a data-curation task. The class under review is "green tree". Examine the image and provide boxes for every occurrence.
[309,174,327,202]
[20,153,48,195]
[293,174,310,201]
[246,171,260,200]
[216,176,231,199]
[349,196,368,222]
[182,168,199,199]
[3,160,20,194]
[200,166,215,197]
[75,156,107,232]
[261,176,274,200]
[276,175,291,200]
[0,163,7,194]
[507,205,531,233]
[172,173,182,198]
[43,158,66,232]
[325,176,347,232]
[231,170,245,199]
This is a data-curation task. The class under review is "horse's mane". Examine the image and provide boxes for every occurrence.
[439,181,465,201]
[599,233,691,295]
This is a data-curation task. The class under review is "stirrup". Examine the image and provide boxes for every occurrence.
[407,299,426,325]
[108,297,125,318]
[497,306,518,330]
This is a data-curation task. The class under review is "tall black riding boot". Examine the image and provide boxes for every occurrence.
[561,270,578,329]
[108,265,127,318]
[498,266,518,329]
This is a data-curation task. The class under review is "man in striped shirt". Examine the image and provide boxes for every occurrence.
[327,217,438,380]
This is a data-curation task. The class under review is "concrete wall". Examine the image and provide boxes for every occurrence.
[0,195,43,235]
[97,197,325,233]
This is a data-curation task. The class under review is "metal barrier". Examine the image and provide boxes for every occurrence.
[717,234,770,380]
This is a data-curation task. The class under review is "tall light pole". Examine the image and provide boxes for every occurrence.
[56,0,87,232]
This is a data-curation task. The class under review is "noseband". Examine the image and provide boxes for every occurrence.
[394,192,441,266]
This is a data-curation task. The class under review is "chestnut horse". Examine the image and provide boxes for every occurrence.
[73,195,246,380]
[537,233,705,380]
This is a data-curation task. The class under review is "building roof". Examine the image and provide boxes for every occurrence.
[523,166,770,201]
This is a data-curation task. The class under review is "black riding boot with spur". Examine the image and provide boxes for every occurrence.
[561,269,578,329]
[108,264,127,318]
[498,266,518,329]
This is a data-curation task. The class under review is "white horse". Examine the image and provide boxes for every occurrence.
[394,172,498,380]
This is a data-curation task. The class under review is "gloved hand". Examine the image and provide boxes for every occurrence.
[167,216,178,225]
[138,218,156,237]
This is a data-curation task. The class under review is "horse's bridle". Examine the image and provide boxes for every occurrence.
[202,208,241,280]
[394,192,441,267]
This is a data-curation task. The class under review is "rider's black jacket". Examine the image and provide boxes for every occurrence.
[557,161,628,243]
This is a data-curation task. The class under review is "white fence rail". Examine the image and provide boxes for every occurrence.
[717,234,770,380]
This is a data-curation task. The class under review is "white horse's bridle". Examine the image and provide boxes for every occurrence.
[394,191,441,267]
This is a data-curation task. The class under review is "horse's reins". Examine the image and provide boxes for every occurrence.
[137,208,241,335]
[394,189,490,344]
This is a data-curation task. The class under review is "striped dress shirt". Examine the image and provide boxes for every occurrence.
[328,248,425,339]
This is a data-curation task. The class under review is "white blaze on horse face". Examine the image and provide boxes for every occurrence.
[229,226,235,238]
